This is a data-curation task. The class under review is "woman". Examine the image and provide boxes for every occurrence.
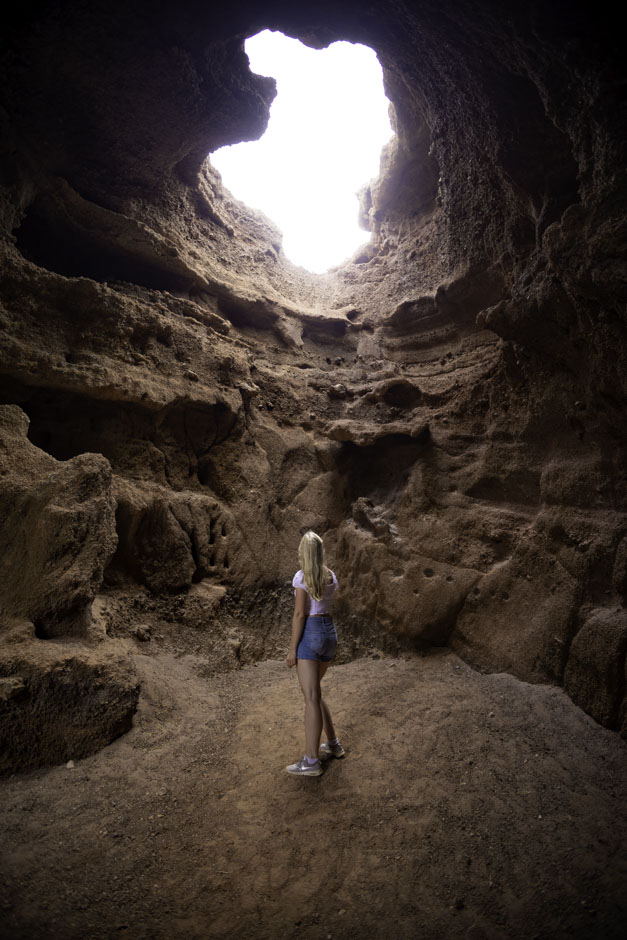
[285,530,345,776]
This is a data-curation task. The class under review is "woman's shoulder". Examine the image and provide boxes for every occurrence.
[292,569,306,589]
[326,568,338,586]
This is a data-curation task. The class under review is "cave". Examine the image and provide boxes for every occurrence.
[1,1,626,936]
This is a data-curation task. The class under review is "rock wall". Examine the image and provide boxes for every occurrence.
[1,0,625,770]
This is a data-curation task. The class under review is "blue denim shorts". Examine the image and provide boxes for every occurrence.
[297,615,338,662]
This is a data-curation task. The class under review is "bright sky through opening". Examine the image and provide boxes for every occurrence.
[210,31,394,273]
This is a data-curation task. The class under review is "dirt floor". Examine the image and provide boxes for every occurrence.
[1,647,627,939]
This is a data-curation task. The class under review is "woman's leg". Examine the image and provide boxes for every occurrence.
[296,659,323,759]
[318,662,337,742]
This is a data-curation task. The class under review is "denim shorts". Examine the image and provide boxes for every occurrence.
[297,615,338,662]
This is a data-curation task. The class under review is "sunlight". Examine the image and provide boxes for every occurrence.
[210,30,394,274]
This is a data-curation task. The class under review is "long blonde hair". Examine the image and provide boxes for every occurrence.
[298,531,329,601]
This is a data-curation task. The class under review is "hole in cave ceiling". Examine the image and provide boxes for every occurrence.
[210,29,395,275]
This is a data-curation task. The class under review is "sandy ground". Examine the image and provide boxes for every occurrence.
[1,648,626,939]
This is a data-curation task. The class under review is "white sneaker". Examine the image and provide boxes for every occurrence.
[319,740,345,759]
[285,756,323,776]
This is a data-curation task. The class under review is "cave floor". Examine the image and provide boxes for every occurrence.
[1,649,626,939]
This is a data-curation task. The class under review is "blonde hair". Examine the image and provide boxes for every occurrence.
[298,531,329,601]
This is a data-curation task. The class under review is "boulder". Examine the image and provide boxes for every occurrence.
[564,608,627,732]
[0,640,139,775]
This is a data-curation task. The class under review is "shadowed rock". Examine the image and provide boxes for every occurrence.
[564,608,627,734]
[0,405,117,637]
[0,645,139,776]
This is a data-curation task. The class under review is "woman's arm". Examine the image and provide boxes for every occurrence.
[286,588,307,668]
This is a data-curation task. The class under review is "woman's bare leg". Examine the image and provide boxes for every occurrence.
[296,659,323,759]
[318,662,337,741]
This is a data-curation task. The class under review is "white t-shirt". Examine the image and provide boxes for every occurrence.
[292,568,338,615]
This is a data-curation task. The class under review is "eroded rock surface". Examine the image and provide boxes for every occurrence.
[1,0,625,770]
[0,645,139,776]
[0,405,138,771]
[0,404,116,637]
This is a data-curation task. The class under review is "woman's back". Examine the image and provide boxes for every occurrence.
[292,568,338,615]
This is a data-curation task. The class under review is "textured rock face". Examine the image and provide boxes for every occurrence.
[564,608,627,734]
[0,648,139,776]
[1,0,625,769]
[0,405,117,636]
[0,405,138,772]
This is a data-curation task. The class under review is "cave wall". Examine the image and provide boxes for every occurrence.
[1,0,626,770]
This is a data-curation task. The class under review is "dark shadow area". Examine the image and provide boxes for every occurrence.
[14,196,193,292]
[0,380,240,489]
[336,428,431,503]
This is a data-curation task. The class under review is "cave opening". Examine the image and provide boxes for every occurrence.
[210,29,395,273]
